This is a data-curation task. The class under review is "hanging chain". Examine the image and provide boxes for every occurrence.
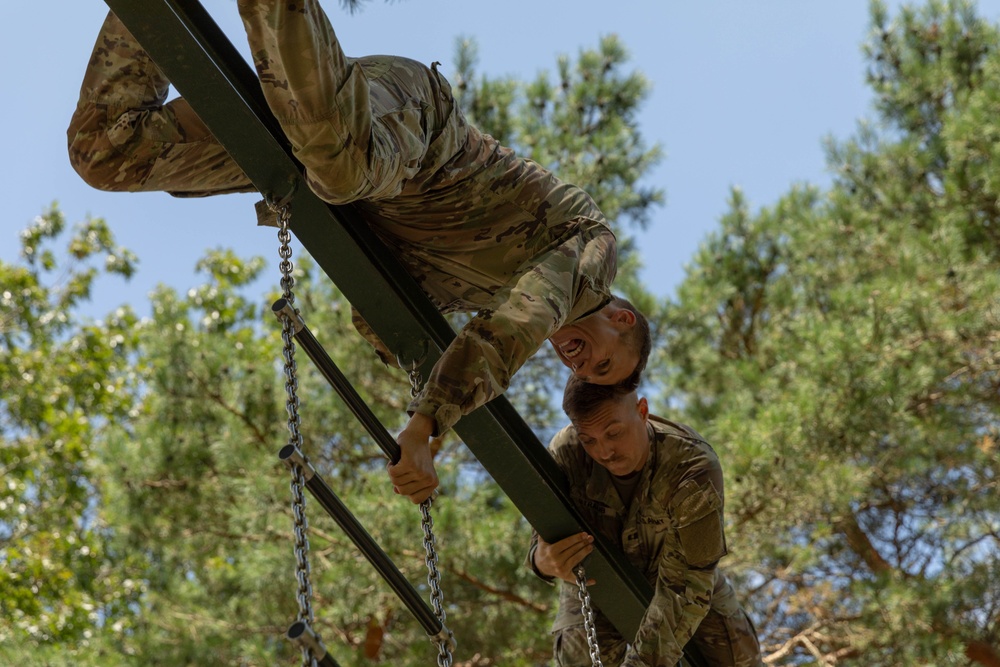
[407,368,423,399]
[275,203,317,667]
[574,564,604,667]
[276,206,295,303]
[421,500,452,667]
[406,369,453,667]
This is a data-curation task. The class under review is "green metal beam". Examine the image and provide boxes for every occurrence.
[102,0,653,637]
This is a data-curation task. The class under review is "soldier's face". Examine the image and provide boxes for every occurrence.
[573,394,651,477]
[549,307,639,385]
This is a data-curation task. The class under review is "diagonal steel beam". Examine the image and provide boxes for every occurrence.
[102,0,653,637]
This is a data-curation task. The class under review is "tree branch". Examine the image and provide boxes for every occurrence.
[401,548,548,613]
[450,566,550,614]
[835,511,894,576]
[967,640,1000,667]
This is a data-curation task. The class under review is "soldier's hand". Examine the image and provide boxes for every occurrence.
[534,532,595,584]
[388,413,438,504]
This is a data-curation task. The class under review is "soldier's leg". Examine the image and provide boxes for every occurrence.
[685,607,763,667]
[552,621,628,667]
[67,12,253,196]
[236,0,450,204]
[550,582,627,666]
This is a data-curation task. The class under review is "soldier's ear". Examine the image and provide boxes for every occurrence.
[636,396,649,420]
[612,308,637,327]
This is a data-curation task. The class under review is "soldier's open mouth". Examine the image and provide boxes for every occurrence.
[561,339,585,359]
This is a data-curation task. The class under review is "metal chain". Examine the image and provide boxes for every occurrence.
[420,499,452,667]
[276,205,295,304]
[408,369,453,667]
[275,204,318,667]
[574,564,604,667]
[407,368,423,399]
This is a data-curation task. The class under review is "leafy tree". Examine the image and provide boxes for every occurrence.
[0,206,145,665]
[662,1,1000,664]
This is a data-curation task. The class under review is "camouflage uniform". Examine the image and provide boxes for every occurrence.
[67,1,616,435]
[529,417,762,667]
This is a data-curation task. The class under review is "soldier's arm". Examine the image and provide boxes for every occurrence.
[525,530,556,583]
[408,227,616,435]
[623,462,728,666]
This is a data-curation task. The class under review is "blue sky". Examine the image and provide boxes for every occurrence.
[4,0,999,319]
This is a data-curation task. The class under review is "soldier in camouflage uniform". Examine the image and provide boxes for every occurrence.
[67,0,652,504]
[528,379,762,666]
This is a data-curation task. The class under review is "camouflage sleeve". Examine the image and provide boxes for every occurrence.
[623,565,716,667]
[408,227,616,434]
[624,469,728,666]
[525,531,556,583]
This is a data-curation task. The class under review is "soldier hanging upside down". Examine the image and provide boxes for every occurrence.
[67,0,651,504]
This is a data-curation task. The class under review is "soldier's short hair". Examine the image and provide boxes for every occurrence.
[609,295,650,391]
[562,375,636,422]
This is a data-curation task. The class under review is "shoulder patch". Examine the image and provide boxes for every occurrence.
[672,479,727,569]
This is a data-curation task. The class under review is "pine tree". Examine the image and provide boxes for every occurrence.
[661,1,1000,663]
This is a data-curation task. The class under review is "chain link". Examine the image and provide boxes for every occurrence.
[574,564,604,667]
[274,204,317,667]
[421,498,452,667]
[407,368,423,399]
[407,369,453,667]
[275,204,295,303]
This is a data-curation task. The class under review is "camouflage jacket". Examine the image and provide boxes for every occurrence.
[534,416,736,667]
[238,0,617,434]
[72,5,616,437]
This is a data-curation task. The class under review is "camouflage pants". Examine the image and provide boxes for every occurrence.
[66,9,449,364]
[553,607,762,667]
[67,6,457,202]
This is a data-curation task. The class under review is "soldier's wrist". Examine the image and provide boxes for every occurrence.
[528,543,556,584]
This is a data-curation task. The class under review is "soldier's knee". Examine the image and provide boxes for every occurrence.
[553,627,590,667]
[303,170,366,205]
[67,105,156,193]
[67,106,128,192]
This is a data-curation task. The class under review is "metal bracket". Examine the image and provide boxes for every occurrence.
[394,338,430,375]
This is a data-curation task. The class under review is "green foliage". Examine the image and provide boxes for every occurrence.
[0,206,144,659]
[0,206,582,664]
[662,2,1000,663]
